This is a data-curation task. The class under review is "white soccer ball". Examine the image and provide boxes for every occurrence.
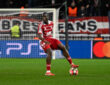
[69,68,78,75]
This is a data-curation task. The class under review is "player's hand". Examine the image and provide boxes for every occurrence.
[44,40,50,45]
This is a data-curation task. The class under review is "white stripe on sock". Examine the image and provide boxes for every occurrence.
[47,70,50,72]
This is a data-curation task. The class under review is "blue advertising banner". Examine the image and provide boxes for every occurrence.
[59,40,92,59]
[0,40,46,58]
[0,40,92,59]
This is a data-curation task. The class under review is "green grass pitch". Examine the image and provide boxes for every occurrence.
[0,59,110,85]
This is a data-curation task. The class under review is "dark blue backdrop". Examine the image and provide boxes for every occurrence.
[0,40,92,59]
[61,40,92,59]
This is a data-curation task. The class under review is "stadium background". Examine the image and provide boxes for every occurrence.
[0,0,110,59]
[0,0,110,85]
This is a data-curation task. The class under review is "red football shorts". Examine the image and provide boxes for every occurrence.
[40,38,61,52]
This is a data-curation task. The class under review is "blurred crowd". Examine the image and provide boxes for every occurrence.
[67,0,110,18]
[0,0,110,18]
[0,0,28,8]
[0,0,63,8]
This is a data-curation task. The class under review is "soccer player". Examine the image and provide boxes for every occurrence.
[37,12,79,76]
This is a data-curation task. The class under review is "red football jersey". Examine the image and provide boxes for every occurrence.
[37,20,53,38]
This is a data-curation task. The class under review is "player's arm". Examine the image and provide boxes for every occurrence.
[37,23,50,44]
[37,33,45,41]
[37,23,45,41]
[37,33,50,44]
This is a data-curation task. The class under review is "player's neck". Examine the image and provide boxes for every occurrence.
[43,20,48,24]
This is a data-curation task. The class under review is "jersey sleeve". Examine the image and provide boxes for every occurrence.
[37,23,43,34]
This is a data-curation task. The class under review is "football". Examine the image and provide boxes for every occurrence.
[69,68,78,75]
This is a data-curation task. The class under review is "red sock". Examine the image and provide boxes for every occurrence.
[67,57,73,65]
[46,64,51,72]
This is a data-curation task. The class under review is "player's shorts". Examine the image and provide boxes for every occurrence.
[40,37,61,52]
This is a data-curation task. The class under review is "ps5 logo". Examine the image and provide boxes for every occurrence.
[6,42,45,56]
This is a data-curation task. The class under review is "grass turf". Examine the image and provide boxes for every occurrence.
[0,59,110,85]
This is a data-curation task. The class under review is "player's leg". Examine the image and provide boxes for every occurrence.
[45,49,55,76]
[47,38,78,68]
[46,48,52,66]
[45,48,52,73]
[40,41,55,76]
[57,43,79,68]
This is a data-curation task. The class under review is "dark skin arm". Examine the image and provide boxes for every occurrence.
[37,33,50,44]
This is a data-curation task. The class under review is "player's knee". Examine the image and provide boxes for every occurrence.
[62,46,67,51]
[59,45,66,51]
